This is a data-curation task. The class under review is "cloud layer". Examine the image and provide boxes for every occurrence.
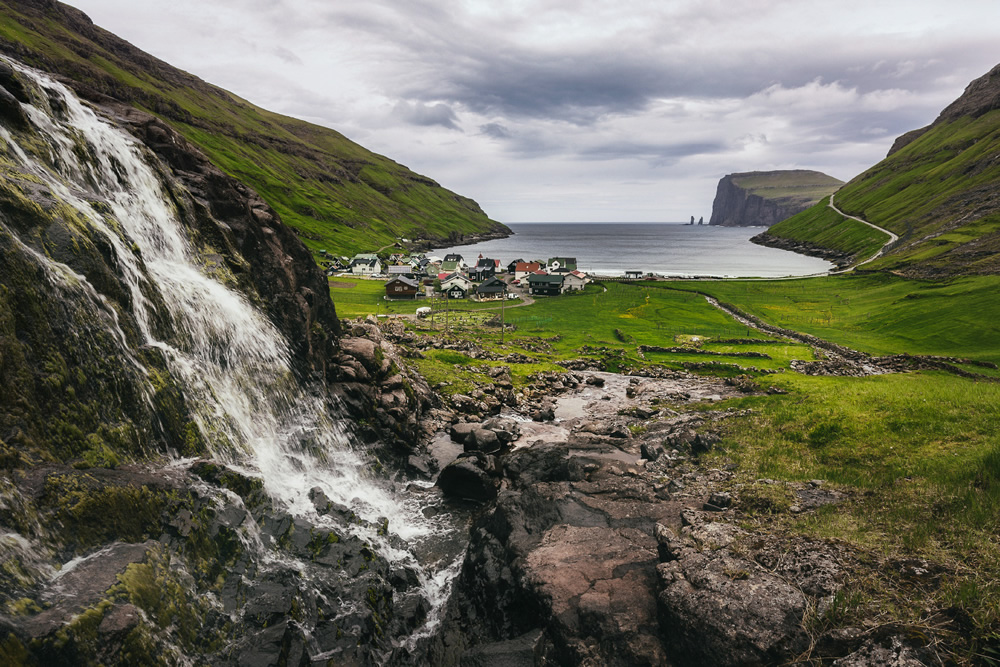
[67,0,1000,221]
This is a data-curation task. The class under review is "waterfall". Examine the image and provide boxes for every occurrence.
[0,58,460,645]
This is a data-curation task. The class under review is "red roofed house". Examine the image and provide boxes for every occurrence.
[514,262,542,281]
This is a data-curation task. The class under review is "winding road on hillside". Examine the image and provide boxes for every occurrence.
[828,193,899,268]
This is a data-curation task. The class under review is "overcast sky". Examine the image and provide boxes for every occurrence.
[64,1,1000,222]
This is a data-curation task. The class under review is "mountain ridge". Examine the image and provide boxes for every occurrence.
[0,0,509,257]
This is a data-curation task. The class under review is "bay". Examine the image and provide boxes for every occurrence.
[430,223,833,278]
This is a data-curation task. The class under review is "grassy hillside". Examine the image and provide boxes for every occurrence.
[765,64,1000,276]
[756,196,888,261]
[667,273,1000,364]
[0,0,508,257]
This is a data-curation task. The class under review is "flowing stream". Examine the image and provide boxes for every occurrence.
[1,58,461,647]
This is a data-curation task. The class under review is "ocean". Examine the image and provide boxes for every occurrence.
[429,223,833,278]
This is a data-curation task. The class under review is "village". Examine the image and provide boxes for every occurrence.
[319,250,592,302]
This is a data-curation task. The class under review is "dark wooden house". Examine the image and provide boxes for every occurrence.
[385,276,419,300]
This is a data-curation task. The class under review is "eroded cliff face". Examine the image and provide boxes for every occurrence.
[708,170,842,227]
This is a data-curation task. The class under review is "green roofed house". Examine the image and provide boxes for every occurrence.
[528,273,564,296]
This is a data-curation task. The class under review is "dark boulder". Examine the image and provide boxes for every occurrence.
[437,454,500,501]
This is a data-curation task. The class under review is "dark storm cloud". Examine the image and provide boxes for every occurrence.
[479,123,512,139]
[578,141,728,163]
[391,101,461,130]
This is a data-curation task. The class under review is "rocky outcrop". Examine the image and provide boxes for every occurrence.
[750,230,853,268]
[709,170,843,227]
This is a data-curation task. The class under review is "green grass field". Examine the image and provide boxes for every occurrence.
[661,273,1000,363]
[379,273,1000,653]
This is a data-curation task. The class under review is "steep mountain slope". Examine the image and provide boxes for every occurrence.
[760,63,1000,277]
[708,169,843,227]
[0,0,509,257]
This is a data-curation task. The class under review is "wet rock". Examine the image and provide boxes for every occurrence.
[465,427,501,454]
[0,62,29,102]
[458,629,546,666]
[532,403,555,422]
[450,421,480,443]
[0,84,29,130]
[437,455,499,501]
[482,416,521,445]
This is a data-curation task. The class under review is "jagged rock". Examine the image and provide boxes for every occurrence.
[708,491,732,508]
[340,336,380,374]
[656,520,809,665]
[640,442,663,461]
[832,635,936,666]
[0,83,29,130]
[458,629,546,666]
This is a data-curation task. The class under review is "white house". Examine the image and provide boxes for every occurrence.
[561,270,588,292]
[440,272,473,293]
[350,254,383,275]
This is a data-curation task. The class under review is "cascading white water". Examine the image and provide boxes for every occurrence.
[0,58,461,639]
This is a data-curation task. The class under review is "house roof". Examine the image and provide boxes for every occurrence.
[476,276,507,293]
[387,265,412,274]
[528,274,564,285]
[443,253,464,262]
[441,272,471,285]
[386,276,419,288]
[514,261,541,272]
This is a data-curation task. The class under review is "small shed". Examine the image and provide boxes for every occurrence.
[624,270,643,280]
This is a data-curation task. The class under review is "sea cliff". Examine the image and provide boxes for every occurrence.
[709,170,843,227]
